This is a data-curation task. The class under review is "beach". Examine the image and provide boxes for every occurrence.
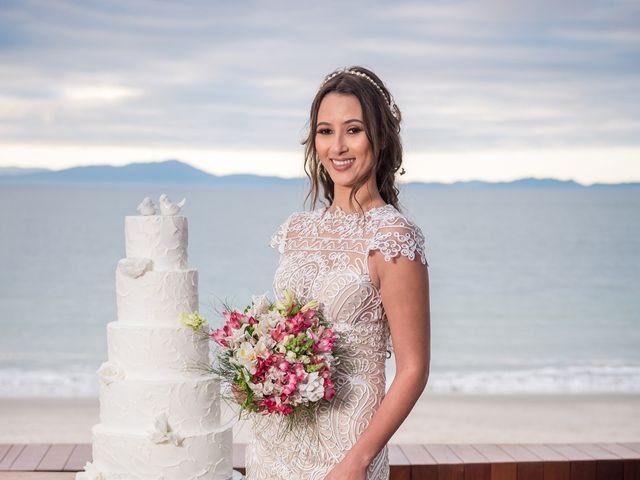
[2,392,639,444]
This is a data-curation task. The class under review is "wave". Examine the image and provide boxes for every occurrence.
[2,363,640,397]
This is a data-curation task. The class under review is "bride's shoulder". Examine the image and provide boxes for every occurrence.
[369,205,428,266]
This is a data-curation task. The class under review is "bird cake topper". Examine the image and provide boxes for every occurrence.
[159,193,186,216]
[137,197,157,216]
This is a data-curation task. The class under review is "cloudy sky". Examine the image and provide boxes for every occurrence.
[0,0,638,183]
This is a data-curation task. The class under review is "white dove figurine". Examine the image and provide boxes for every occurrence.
[137,197,156,215]
[159,193,186,216]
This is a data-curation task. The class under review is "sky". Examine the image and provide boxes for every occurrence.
[0,0,639,183]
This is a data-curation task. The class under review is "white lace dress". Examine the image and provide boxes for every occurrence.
[244,203,428,480]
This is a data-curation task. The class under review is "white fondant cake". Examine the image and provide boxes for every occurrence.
[78,197,233,480]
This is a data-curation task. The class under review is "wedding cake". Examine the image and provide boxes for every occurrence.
[76,194,234,480]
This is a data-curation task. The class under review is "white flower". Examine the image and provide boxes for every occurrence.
[75,461,103,480]
[253,337,272,359]
[298,371,325,403]
[117,258,153,278]
[235,341,258,375]
[147,413,184,446]
[285,350,297,362]
[97,361,125,385]
[226,322,251,349]
[253,311,282,337]
[247,292,271,317]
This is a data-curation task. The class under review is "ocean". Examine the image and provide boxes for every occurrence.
[1,184,639,396]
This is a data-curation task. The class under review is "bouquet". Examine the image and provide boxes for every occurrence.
[208,289,349,435]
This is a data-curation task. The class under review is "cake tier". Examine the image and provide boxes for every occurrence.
[92,423,233,480]
[107,321,210,379]
[99,375,223,433]
[116,268,198,326]
[125,215,188,271]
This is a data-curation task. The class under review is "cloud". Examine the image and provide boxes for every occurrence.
[0,0,638,180]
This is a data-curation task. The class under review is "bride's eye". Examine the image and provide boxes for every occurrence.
[316,128,331,135]
[348,127,362,134]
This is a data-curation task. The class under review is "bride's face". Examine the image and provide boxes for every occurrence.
[315,92,375,187]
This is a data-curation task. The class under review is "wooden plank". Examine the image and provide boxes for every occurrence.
[399,444,436,464]
[233,443,245,470]
[0,446,25,471]
[472,444,514,462]
[572,443,620,460]
[451,445,492,480]
[490,462,517,480]
[623,459,640,480]
[448,444,488,463]
[522,444,571,480]
[0,447,11,464]
[569,460,597,480]
[62,445,92,472]
[388,445,410,480]
[622,443,640,455]
[10,445,50,471]
[421,444,463,464]
[463,463,491,480]
[542,461,571,480]
[499,444,540,462]
[516,461,544,480]
[522,444,567,461]
[548,443,593,461]
[36,445,75,472]
[0,474,76,479]
[397,444,437,480]
[595,459,624,480]
[600,443,640,460]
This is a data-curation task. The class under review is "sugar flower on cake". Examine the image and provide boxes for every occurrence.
[97,361,125,385]
[148,413,184,446]
[117,257,153,278]
[75,461,104,480]
[180,311,207,331]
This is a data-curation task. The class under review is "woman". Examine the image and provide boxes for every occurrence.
[245,66,431,480]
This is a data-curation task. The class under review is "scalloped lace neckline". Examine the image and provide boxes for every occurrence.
[319,203,392,218]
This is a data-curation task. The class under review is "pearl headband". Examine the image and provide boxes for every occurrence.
[319,68,399,121]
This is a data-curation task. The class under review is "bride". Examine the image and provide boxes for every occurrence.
[245,65,431,480]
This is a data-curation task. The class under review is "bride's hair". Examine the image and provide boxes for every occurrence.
[300,65,404,214]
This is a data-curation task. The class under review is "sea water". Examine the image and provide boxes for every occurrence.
[0,184,638,396]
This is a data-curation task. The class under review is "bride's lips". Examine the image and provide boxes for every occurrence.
[331,158,355,171]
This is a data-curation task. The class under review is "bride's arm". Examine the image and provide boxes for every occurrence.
[346,248,431,468]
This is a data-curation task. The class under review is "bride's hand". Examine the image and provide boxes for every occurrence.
[322,454,368,480]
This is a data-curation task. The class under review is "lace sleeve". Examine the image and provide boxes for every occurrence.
[269,213,295,254]
[368,215,428,266]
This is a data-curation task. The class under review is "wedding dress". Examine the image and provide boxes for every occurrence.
[244,203,428,480]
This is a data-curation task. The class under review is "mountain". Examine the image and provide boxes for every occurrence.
[0,159,300,186]
[0,167,49,176]
[0,160,638,188]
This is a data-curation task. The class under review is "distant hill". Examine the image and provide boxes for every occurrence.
[0,159,299,186]
[0,160,638,188]
[0,167,49,176]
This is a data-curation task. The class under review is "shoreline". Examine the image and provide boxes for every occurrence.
[1,392,639,444]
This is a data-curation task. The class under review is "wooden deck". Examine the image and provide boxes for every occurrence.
[1,442,639,479]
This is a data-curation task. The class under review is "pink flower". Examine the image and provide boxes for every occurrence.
[211,328,229,347]
[314,328,336,353]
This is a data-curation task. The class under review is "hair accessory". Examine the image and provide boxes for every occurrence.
[319,68,399,121]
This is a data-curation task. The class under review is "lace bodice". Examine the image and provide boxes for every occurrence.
[244,203,428,480]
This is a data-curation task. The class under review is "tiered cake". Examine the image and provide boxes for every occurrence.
[77,195,233,480]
